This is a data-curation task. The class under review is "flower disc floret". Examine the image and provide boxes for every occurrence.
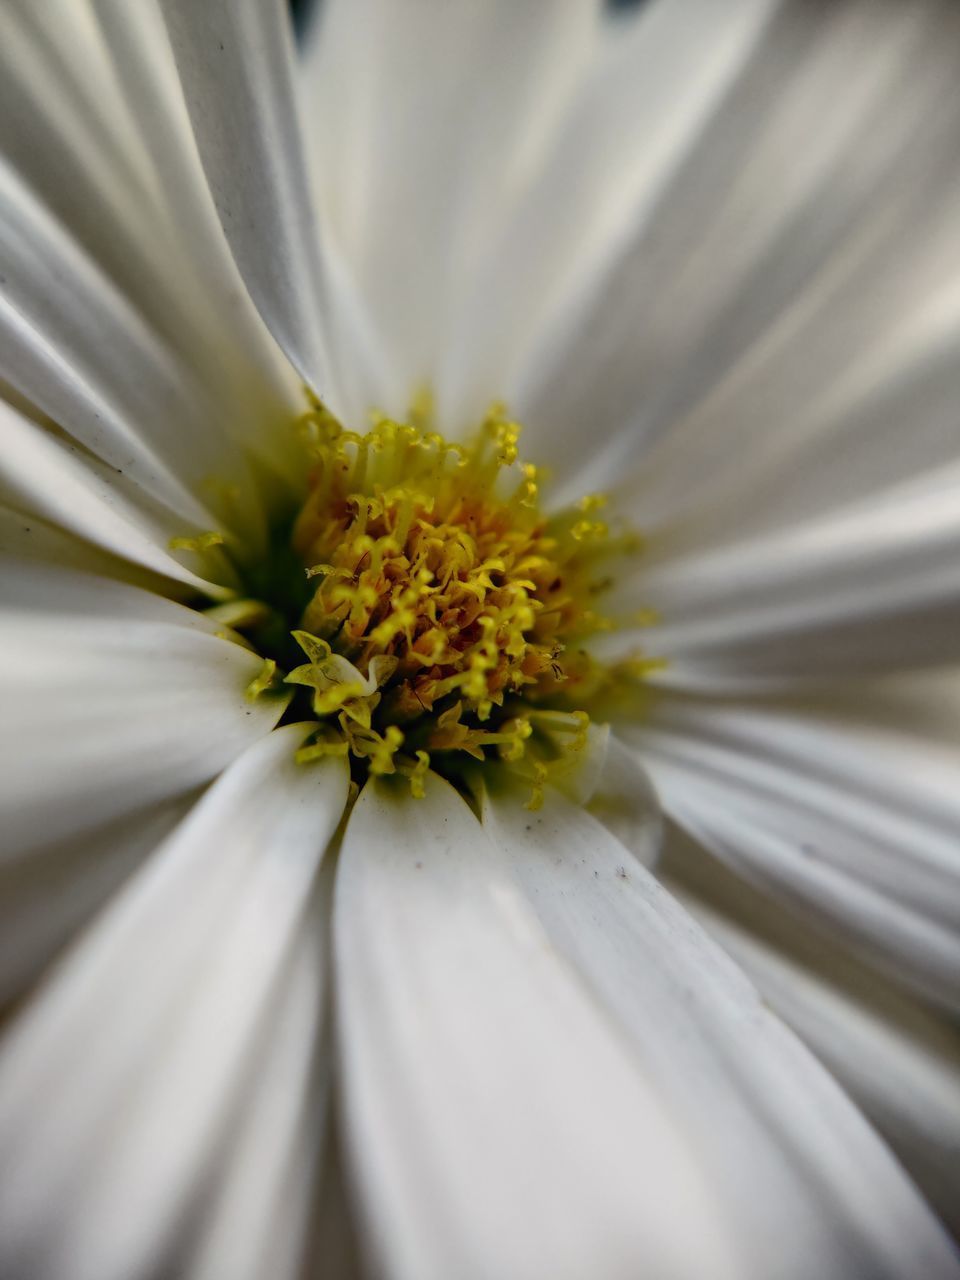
[272,399,650,800]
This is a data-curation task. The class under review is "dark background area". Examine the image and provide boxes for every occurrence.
[289,0,646,43]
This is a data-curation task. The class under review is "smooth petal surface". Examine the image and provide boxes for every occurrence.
[305,0,598,421]
[481,782,960,1278]
[161,0,333,399]
[0,559,287,856]
[628,465,960,688]
[664,844,960,1237]
[0,160,267,543]
[707,910,960,1236]
[303,1120,366,1280]
[3,1,305,490]
[612,209,960,556]
[0,1,193,354]
[0,502,173,592]
[517,2,960,496]
[92,0,306,477]
[585,730,663,869]
[0,401,232,596]
[335,773,739,1280]
[470,0,776,446]
[541,721,663,871]
[0,792,196,1008]
[0,726,348,1280]
[628,672,960,1008]
[184,874,332,1280]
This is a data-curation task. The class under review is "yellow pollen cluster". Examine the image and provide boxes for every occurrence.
[275,398,649,801]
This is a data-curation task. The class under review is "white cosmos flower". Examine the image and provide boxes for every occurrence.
[0,1,959,1279]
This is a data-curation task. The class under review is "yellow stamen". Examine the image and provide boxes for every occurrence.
[170,531,225,553]
[245,657,279,699]
[227,396,663,798]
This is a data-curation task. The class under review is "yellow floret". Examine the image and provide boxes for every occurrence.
[267,397,660,795]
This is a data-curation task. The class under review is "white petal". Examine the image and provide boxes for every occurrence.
[0,161,266,542]
[0,2,187,344]
[160,0,334,399]
[0,725,348,1280]
[305,1120,366,1280]
[4,1,307,493]
[616,234,960,555]
[0,501,178,589]
[541,720,663,870]
[92,0,307,476]
[586,730,663,869]
[0,791,195,1007]
[481,781,960,1278]
[335,772,741,1280]
[0,558,287,856]
[2,3,298,487]
[185,874,332,1280]
[0,402,233,595]
[305,0,598,421]
[665,853,960,1237]
[515,4,960,496]
[716,919,960,1236]
[628,673,960,1007]
[485,0,776,454]
[600,11,960,547]
[629,464,960,687]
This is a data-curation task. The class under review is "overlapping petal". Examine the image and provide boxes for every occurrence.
[335,772,958,1279]
[0,726,348,1280]
[0,792,195,1009]
[481,781,959,1278]
[0,1,187,349]
[0,161,270,544]
[628,670,960,1008]
[93,0,305,464]
[0,559,287,858]
[161,0,334,401]
[663,843,960,1236]
[476,0,776,448]
[515,1,960,493]
[303,0,599,424]
[628,466,960,687]
[183,880,332,1280]
[335,773,738,1280]
[0,401,234,596]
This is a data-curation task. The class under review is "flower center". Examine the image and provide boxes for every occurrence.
[223,397,656,805]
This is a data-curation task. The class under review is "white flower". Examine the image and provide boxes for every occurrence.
[0,2,958,1279]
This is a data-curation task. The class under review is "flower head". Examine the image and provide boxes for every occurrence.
[1,2,959,1279]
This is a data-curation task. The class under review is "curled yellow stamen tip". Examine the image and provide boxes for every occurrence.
[245,657,278,700]
[577,493,608,514]
[571,519,609,543]
[525,762,549,812]
[404,749,431,799]
[204,598,272,631]
[620,656,669,678]
[170,530,225,552]
[368,725,405,776]
[295,734,351,765]
[567,709,591,753]
[497,717,532,763]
